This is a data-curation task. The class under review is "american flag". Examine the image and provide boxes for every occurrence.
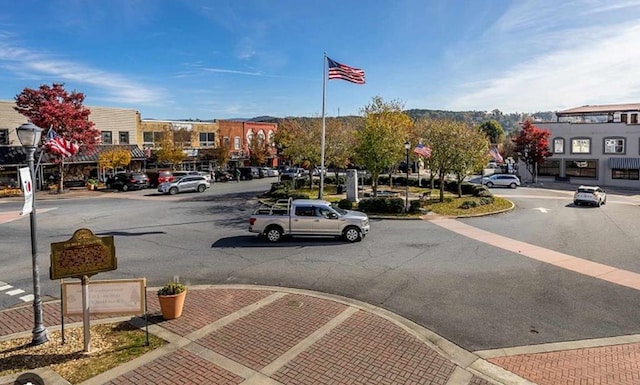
[45,129,79,158]
[413,143,432,158]
[327,57,365,84]
[489,146,503,163]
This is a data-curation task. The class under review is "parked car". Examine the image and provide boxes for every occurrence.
[573,185,606,206]
[280,167,305,180]
[157,175,210,195]
[262,167,279,177]
[106,173,149,191]
[238,167,260,180]
[312,167,327,176]
[481,174,520,188]
[214,170,233,182]
[146,170,174,187]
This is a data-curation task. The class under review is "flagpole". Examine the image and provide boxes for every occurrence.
[319,53,327,199]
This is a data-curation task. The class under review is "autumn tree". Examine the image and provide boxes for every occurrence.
[512,119,552,180]
[417,119,483,201]
[324,117,357,179]
[247,132,273,166]
[478,119,505,144]
[275,118,322,179]
[448,126,490,197]
[354,97,413,196]
[154,125,187,169]
[99,147,131,174]
[14,83,101,192]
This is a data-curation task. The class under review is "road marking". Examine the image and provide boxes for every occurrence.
[19,294,34,302]
[6,288,24,296]
[0,207,57,224]
[0,284,12,291]
[533,207,549,213]
[432,218,640,291]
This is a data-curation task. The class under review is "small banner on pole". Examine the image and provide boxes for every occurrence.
[19,167,33,216]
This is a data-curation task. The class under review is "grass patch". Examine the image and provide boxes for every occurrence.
[0,321,166,384]
[425,196,512,216]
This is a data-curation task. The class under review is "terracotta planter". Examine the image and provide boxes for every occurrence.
[158,289,187,320]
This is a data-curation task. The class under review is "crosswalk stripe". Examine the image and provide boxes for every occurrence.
[0,285,12,291]
[6,289,25,296]
[19,294,34,302]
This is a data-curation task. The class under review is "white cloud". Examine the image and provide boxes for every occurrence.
[0,36,167,105]
[445,1,640,112]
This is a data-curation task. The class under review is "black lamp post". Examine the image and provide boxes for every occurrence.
[404,140,410,212]
[16,123,49,346]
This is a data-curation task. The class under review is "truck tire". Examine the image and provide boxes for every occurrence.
[264,225,283,242]
[343,226,362,243]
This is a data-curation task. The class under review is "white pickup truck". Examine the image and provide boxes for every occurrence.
[249,198,370,243]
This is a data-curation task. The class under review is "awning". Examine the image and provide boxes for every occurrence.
[0,144,146,167]
[608,157,640,169]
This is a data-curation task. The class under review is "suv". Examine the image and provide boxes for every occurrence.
[106,173,149,191]
[573,185,606,206]
[481,174,520,188]
[146,170,173,187]
[157,175,210,195]
[238,167,260,180]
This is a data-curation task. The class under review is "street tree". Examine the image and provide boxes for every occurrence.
[354,97,413,196]
[98,147,131,175]
[418,119,478,202]
[478,119,505,144]
[324,117,356,179]
[14,83,101,192]
[247,132,273,166]
[448,126,490,197]
[512,119,552,181]
[274,118,322,186]
[154,125,187,169]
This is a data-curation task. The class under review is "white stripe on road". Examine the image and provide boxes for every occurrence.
[19,294,34,302]
[0,285,12,291]
[6,288,25,296]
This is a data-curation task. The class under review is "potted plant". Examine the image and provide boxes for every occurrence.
[157,282,187,320]
[86,178,98,191]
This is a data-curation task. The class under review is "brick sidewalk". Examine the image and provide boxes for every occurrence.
[1,286,524,385]
[4,286,640,384]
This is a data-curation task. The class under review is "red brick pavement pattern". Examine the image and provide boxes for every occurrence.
[469,375,493,385]
[103,347,244,385]
[0,302,117,337]
[147,288,273,337]
[272,310,456,385]
[197,294,348,371]
[489,342,640,385]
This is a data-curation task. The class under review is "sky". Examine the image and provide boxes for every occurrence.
[1,0,640,121]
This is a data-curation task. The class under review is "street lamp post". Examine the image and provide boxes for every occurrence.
[16,123,49,346]
[404,141,410,212]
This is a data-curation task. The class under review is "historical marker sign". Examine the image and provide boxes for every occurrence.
[62,278,146,316]
[50,228,117,280]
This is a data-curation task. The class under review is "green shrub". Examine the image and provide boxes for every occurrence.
[290,192,310,200]
[337,198,353,209]
[409,199,422,213]
[459,200,478,209]
[358,197,405,214]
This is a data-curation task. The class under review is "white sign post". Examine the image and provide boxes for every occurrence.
[19,167,33,216]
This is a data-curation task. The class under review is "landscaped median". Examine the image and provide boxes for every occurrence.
[261,180,515,219]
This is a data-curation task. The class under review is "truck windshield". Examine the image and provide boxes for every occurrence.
[332,206,347,215]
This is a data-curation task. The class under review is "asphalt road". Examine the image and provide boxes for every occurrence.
[1,179,640,352]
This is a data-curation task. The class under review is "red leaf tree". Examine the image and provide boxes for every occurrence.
[512,119,553,180]
[14,83,102,192]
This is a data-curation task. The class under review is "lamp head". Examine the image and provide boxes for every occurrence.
[404,141,410,150]
[16,123,43,148]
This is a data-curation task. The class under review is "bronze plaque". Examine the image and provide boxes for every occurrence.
[50,228,117,280]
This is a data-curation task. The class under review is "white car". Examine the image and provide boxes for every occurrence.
[158,175,210,195]
[481,174,520,188]
[573,185,606,206]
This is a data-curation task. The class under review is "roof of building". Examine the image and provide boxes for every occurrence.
[558,103,640,115]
